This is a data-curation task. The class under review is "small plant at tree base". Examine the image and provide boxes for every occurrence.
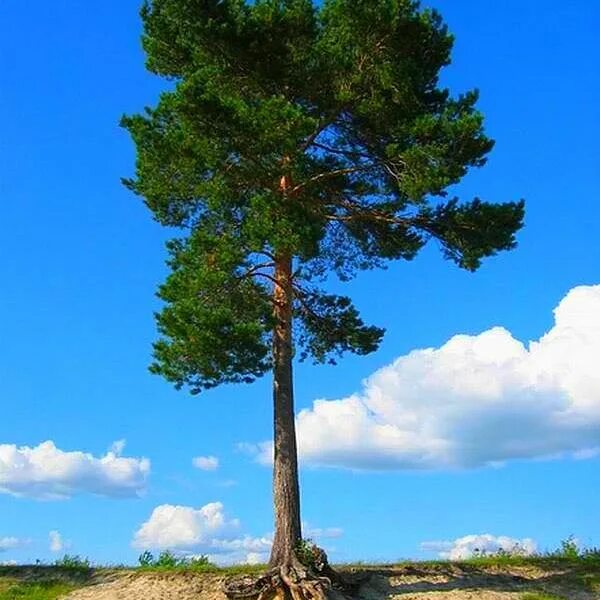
[295,539,328,573]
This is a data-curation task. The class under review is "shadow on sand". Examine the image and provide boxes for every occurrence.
[356,564,586,598]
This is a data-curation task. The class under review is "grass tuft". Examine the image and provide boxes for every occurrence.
[52,555,91,575]
[135,550,267,575]
[0,581,78,600]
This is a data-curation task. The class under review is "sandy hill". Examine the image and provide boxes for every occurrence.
[1,562,599,600]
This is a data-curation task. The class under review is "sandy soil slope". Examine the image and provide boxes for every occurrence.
[65,572,228,600]
[63,564,599,600]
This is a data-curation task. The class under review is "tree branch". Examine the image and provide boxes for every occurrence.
[237,262,276,280]
[322,198,422,228]
[293,286,324,324]
[290,165,373,195]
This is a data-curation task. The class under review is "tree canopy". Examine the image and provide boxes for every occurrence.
[122,0,525,394]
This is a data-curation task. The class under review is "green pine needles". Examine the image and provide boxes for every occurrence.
[122,0,524,395]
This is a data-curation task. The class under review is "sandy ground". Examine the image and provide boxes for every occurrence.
[62,564,600,600]
[65,572,228,600]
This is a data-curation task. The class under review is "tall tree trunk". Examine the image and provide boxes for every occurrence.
[269,165,302,567]
[269,252,302,567]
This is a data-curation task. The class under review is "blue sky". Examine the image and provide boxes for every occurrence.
[0,0,598,565]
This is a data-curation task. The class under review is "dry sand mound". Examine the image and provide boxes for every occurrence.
[66,572,228,600]
[64,565,599,600]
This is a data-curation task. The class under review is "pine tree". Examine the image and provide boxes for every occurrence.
[122,0,524,595]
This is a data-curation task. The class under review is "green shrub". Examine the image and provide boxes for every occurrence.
[52,555,91,572]
[137,550,214,570]
[581,546,600,560]
[295,539,328,572]
[551,536,580,560]
[153,551,180,568]
[138,551,154,568]
[187,555,212,568]
[0,581,78,600]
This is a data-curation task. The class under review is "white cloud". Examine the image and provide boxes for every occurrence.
[133,502,273,566]
[0,537,23,552]
[132,502,241,551]
[244,552,268,565]
[253,285,600,470]
[132,503,341,566]
[0,440,150,499]
[110,440,127,456]
[211,535,273,555]
[192,456,220,471]
[210,535,273,565]
[421,534,537,559]
[49,531,68,553]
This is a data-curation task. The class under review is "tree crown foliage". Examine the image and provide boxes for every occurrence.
[122,0,525,393]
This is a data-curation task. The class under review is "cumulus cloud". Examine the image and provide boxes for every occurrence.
[132,502,241,551]
[0,440,150,499]
[210,535,273,565]
[49,531,68,553]
[193,456,220,471]
[0,537,23,552]
[245,552,267,565]
[421,534,537,559]
[252,285,600,470]
[133,502,273,565]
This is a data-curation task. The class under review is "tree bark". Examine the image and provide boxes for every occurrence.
[269,251,302,567]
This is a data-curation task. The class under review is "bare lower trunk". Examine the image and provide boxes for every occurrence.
[269,252,302,567]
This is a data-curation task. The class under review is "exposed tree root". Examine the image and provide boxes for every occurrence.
[223,552,365,600]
